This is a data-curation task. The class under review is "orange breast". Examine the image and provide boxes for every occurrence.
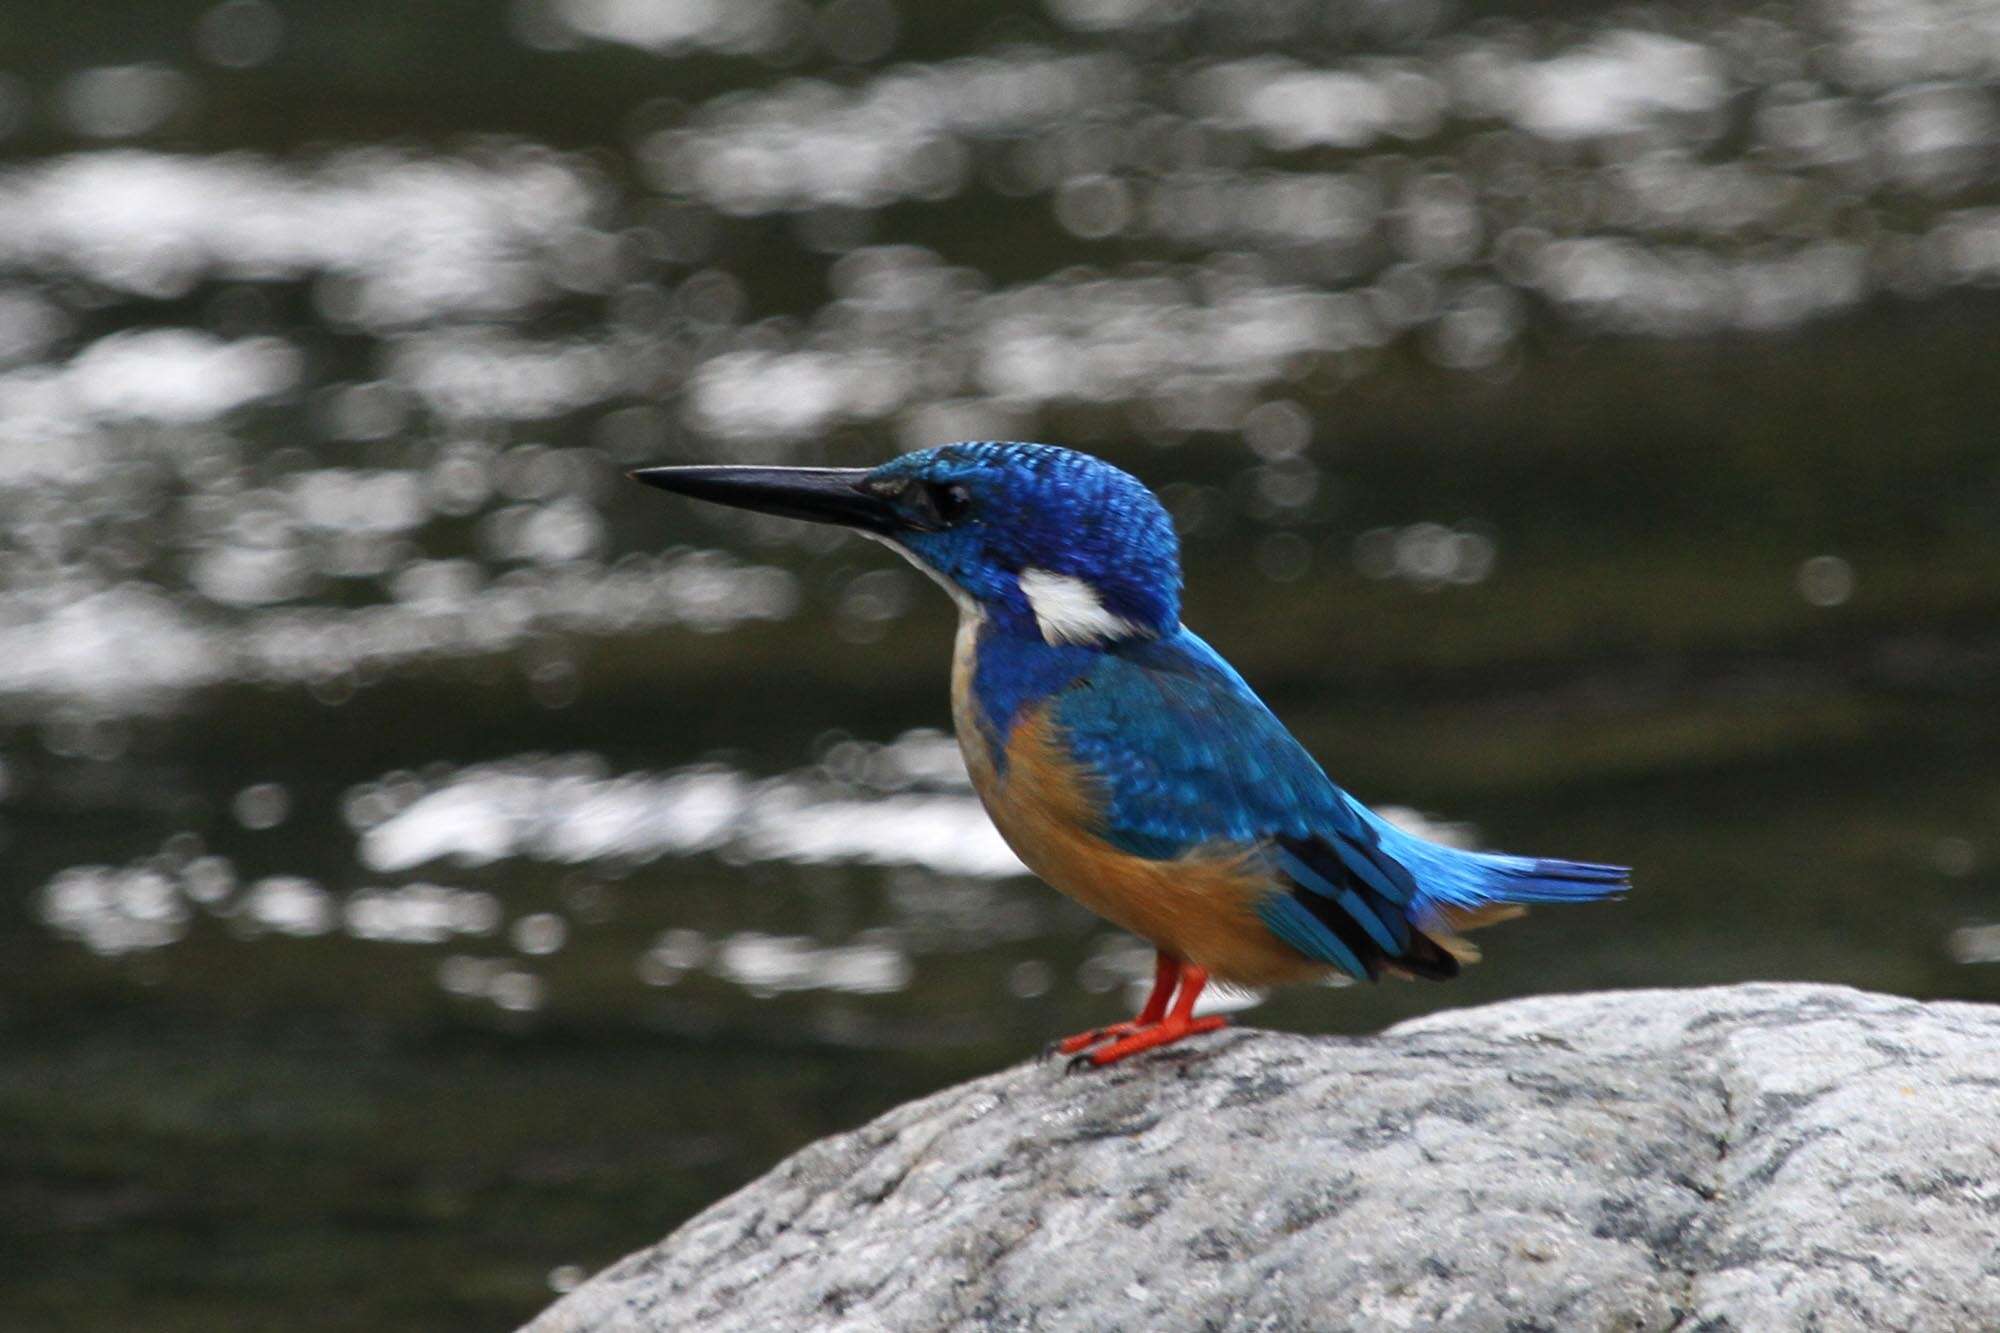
[950,622,1327,989]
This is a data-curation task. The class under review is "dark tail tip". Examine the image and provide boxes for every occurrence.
[1398,931,1461,981]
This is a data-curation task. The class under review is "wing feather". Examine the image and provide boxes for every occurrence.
[1047,629,1624,981]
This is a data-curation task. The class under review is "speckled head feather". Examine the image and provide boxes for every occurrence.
[866,442,1181,644]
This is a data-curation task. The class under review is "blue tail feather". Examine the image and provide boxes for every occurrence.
[1477,854,1631,901]
[1357,808,1630,914]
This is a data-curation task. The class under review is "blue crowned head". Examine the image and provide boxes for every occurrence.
[862,443,1180,643]
[633,442,1182,647]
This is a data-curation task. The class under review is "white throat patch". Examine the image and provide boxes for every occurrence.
[857,530,978,618]
[1018,567,1148,646]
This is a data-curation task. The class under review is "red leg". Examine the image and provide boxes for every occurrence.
[1051,951,1179,1056]
[1076,963,1228,1068]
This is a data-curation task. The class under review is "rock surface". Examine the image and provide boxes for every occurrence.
[525,985,2000,1332]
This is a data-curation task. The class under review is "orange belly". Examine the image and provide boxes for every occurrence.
[950,620,1326,989]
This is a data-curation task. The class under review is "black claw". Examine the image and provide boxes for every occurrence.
[1043,1035,1086,1061]
[1046,1028,1109,1062]
[1065,1052,1101,1075]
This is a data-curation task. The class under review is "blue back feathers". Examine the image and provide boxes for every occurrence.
[884,442,1629,983]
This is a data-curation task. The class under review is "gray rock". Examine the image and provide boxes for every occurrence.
[524,985,2000,1333]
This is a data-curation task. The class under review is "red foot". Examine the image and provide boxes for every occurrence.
[1053,953,1230,1070]
[1054,1020,1146,1056]
[1082,1014,1227,1067]
[1049,951,1178,1057]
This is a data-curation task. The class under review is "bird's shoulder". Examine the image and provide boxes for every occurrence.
[1005,626,1452,980]
[1046,628,1365,857]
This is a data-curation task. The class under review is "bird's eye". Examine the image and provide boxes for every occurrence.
[928,482,972,523]
[907,481,971,529]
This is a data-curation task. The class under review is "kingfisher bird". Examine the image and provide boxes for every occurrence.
[633,443,1627,1067]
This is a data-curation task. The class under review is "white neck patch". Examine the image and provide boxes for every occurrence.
[1018,567,1149,646]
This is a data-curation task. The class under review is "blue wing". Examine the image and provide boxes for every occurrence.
[1048,628,1627,980]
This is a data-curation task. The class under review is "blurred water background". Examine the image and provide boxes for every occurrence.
[3,0,1999,1327]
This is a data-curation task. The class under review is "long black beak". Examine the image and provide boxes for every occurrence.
[628,465,898,534]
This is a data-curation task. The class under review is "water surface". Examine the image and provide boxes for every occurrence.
[3,1,1998,1328]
